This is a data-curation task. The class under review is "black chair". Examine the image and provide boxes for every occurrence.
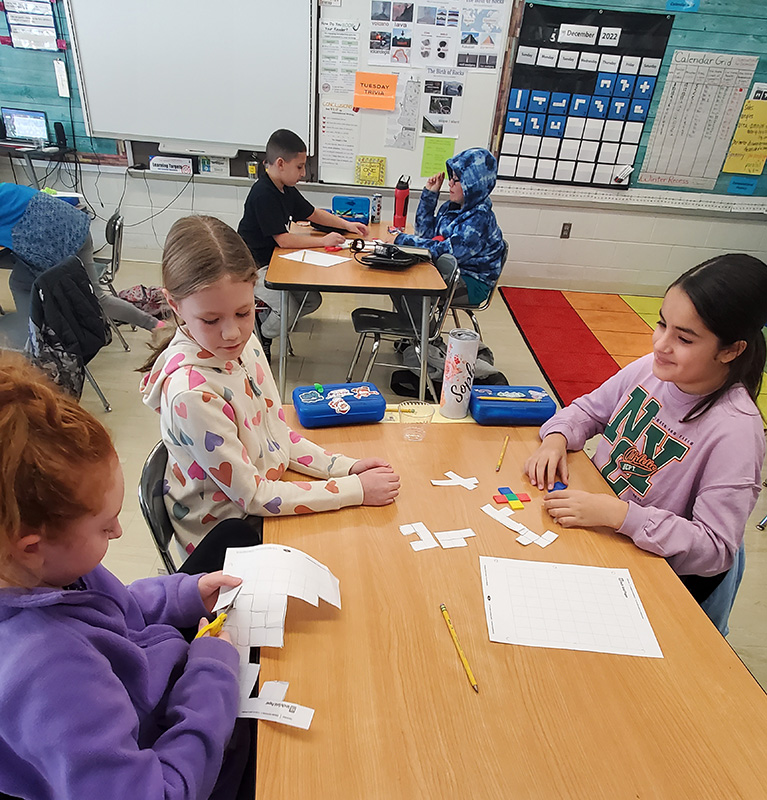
[346,254,460,398]
[94,212,131,351]
[138,441,179,574]
[448,239,509,339]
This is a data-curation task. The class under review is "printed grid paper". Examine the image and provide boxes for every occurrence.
[222,544,341,651]
[430,471,479,490]
[480,557,663,658]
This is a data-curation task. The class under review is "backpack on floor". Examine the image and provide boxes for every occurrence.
[117,284,168,319]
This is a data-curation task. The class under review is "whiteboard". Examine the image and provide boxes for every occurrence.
[318,1,509,187]
[64,0,315,154]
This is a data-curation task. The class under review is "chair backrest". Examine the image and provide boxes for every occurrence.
[430,254,461,340]
[101,213,124,282]
[466,238,509,313]
[138,441,179,573]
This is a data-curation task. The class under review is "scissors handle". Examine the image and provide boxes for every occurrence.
[194,611,228,639]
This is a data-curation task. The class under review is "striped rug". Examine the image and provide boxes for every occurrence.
[499,287,767,416]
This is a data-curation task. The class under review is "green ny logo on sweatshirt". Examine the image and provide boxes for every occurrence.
[600,386,689,497]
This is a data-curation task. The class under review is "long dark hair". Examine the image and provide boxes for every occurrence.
[670,253,767,421]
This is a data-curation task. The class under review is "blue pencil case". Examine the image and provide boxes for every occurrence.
[292,382,386,428]
[470,386,557,426]
[332,196,371,224]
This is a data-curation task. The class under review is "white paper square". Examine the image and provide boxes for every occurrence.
[535,159,556,180]
[516,157,536,179]
[617,143,638,164]
[520,135,541,157]
[573,162,595,182]
[578,140,599,161]
[555,161,575,181]
[564,116,585,139]
[539,137,561,158]
[501,133,521,155]
[602,120,624,142]
[622,121,643,144]
[498,155,517,177]
[559,139,581,160]
[583,118,604,140]
[592,163,614,184]
[598,141,619,163]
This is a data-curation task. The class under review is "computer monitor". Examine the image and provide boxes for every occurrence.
[1,107,48,142]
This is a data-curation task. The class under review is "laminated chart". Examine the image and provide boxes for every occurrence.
[480,556,662,658]
[221,544,341,653]
[498,5,673,188]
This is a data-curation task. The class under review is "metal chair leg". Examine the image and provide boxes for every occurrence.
[347,333,367,382]
[84,366,112,412]
[451,309,460,329]
[289,292,309,334]
[108,315,131,352]
[361,334,381,381]
[467,310,482,338]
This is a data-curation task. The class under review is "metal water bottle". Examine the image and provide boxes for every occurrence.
[393,175,410,228]
[371,193,382,224]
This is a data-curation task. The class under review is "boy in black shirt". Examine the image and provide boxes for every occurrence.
[238,129,368,342]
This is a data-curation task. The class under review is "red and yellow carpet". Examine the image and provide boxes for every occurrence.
[500,287,767,415]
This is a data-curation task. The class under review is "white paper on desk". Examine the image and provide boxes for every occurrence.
[281,249,350,267]
[480,556,663,659]
[240,696,315,729]
[222,544,341,649]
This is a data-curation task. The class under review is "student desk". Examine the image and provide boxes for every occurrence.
[257,415,767,799]
[264,223,446,403]
[0,144,72,189]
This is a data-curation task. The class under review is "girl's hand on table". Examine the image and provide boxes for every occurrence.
[524,433,569,491]
[350,457,392,474]
[358,466,400,506]
[543,489,628,530]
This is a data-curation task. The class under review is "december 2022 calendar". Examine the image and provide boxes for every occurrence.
[499,4,674,188]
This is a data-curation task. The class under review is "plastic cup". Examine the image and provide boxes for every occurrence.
[399,401,434,441]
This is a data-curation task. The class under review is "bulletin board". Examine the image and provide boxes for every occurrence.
[317,0,513,188]
[495,0,767,204]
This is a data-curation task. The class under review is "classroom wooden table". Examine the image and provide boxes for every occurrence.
[256,413,767,799]
[264,222,445,403]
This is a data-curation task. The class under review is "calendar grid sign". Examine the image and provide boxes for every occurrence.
[498,4,674,189]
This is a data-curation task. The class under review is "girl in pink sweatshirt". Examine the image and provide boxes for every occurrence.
[525,254,767,632]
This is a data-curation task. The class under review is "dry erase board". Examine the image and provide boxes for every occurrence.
[63,0,315,155]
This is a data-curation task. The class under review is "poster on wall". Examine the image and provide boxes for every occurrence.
[369,1,507,70]
[5,0,57,51]
[420,67,465,136]
[498,4,674,188]
[320,20,362,94]
[639,51,758,190]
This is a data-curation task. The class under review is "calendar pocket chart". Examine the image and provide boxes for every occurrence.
[498,4,673,188]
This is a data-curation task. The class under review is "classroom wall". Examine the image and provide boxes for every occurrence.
[4,159,764,297]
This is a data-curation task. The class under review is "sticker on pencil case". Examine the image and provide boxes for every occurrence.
[475,388,549,400]
[298,390,323,404]
[351,385,379,399]
[326,388,352,398]
[328,397,351,414]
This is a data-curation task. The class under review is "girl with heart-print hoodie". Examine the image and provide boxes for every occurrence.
[140,215,400,559]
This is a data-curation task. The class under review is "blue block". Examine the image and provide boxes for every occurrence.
[588,96,608,119]
[550,92,571,113]
[552,481,567,491]
[508,88,529,111]
[505,112,525,133]
[613,74,636,98]
[569,94,591,117]
[528,90,550,113]
[594,73,615,96]
[524,114,545,135]
[608,98,629,120]
[627,99,649,122]
[545,115,566,138]
[633,76,656,99]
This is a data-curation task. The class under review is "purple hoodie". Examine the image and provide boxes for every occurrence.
[540,354,765,577]
[0,565,239,799]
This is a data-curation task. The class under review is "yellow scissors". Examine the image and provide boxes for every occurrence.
[194,585,242,639]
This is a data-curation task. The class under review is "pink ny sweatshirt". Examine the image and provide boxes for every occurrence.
[540,354,765,577]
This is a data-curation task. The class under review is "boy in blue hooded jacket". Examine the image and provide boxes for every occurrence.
[385,147,505,305]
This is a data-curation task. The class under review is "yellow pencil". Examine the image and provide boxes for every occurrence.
[440,603,479,693]
[495,434,509,472]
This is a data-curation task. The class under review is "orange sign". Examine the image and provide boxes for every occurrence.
[353,71,398,111]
